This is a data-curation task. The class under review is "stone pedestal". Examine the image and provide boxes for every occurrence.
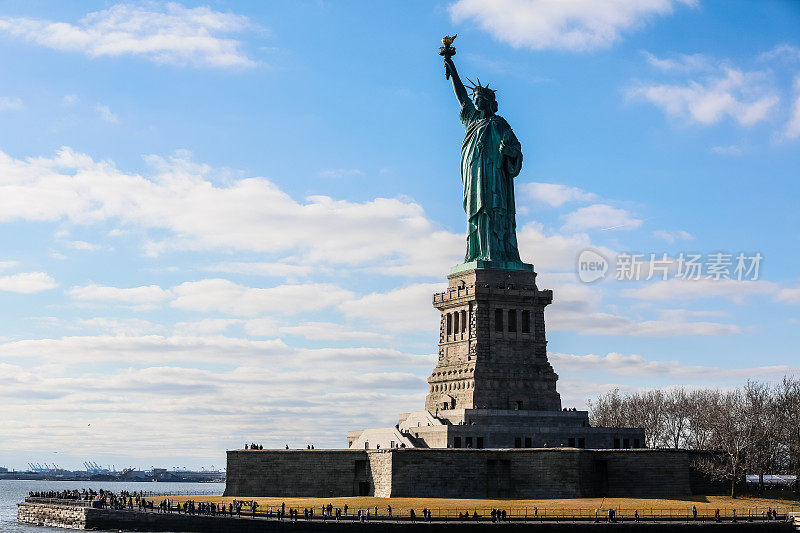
[425,266,561,413]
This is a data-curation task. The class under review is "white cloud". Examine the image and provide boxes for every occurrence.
[516,223,616,272]
[653,229,694,242]
[622,278,778,303]
[562,204,642,232]
[449,0,695,52]
[318,168,363,179]
[548,306,740,337]
[777,286,800,304]
[67,240,102,251]
[0,272,57,293]
[174,318,242,336]
[521,182,596,207]
[0,338,433,458]
[0,3,255,68]
[242,318,279,337]
[0,260,20,271]
[170,279,353,316]
[0,334,288,365]
[785,78,800,140]
[76,317,161,336]
[69,284,171,304]
[551,351,795,379]
[62,94,79,106]
[279,322,390,342]
[94,104,118,123]
[0,147,460,277]
[642,51,711,72]
[537,276,741,337]
[0,96,23,111]
[340,283,443,332]
[628,65,779,126]
[710,144,744,156]
[758,44,800,63]
[204,261,311,278]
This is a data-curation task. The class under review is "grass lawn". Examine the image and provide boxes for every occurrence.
[160,494,800,519]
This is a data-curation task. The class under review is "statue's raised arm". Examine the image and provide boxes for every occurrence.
[444,57,470,109]
[439,35,471,109]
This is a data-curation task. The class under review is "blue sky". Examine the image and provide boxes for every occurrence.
[0,0,798,470]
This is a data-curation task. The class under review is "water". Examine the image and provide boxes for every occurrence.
[0,479,225,532]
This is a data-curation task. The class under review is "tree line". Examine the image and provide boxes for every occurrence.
[587,377,800,497]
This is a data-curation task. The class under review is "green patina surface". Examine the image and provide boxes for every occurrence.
[450,260,534,275]
[443,38,525,268]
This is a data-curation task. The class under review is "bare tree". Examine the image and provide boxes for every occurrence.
[630,390,666,448]
[741,381,779,493]
[700,389,753,498]
[588,388,626,428]
[685,389,715,451]
[587,377,799,496]
[777,377,800,493]
[662,388,692,449]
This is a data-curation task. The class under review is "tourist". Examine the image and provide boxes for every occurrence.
[692,505,697,519]
[387,504,391,517]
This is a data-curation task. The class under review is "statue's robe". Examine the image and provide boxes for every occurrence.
[460,100,523,263]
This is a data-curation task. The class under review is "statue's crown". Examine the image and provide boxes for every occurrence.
[466,77,497,96]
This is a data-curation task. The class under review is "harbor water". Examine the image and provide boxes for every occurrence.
[0,479,225,532]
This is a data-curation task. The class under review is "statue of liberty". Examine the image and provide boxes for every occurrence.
[441,36,524,268]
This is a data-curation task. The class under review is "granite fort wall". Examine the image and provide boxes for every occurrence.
[225,448,693,499]
[389,449,584,498]
[223,449,370,497]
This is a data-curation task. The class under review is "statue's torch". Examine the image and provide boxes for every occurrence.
[439,34,457,79]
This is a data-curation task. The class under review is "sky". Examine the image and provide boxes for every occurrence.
[0,0,798,471]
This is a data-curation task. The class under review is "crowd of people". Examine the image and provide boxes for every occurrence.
[152,498,256,516]
[244,443,319,450]
[28,489,152,510]
[29,489,95,501]
[26,491,787,523]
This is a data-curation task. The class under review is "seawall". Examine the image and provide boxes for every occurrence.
[17,502,797,532]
